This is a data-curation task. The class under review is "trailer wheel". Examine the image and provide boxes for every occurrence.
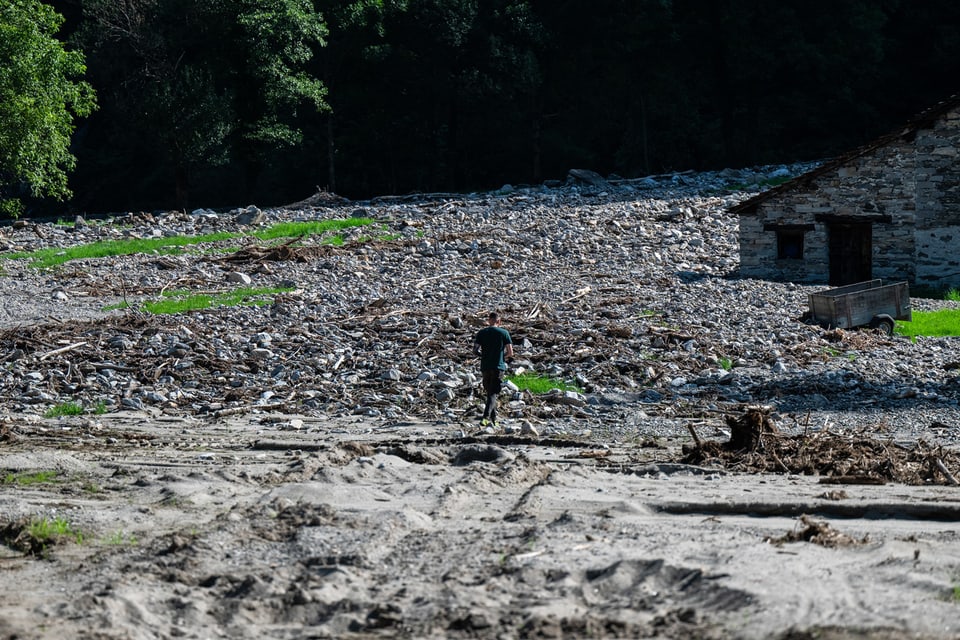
[869,314,895,336]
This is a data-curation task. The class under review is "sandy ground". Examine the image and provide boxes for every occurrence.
[1,411,959,640]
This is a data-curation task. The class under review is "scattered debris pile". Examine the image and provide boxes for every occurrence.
[683,407,960,486]
[767,515,869,548]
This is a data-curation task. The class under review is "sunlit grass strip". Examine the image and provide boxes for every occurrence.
[3,471,58,485]
[896,309,960,338]
[7,232,237,268]
[4,218,376,268]
[27,516,84,544]
[507,372,582,394]
[249,218,373,240]
[143,286,294,315]
[44,401,85,417]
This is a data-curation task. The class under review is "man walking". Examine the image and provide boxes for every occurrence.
[473,311,514,427]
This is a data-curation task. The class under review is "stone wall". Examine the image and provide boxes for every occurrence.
[914,106,960,287]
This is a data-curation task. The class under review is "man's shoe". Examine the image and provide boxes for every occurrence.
[480,418,490,426]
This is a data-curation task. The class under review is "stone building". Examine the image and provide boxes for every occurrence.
[734,95,960,289]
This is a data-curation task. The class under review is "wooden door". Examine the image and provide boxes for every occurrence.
[828,222,872,286]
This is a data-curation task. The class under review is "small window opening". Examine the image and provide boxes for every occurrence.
[777,230,804,259]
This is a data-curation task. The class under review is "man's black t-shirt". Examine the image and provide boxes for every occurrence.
[474,326,512,371]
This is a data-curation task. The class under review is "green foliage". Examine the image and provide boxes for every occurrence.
[77,0,327,207]
[0,0,96,217]
[507,372,580,394]
[44,401,85,417]
[895,310,960,338]
[911,285,960,301]
[4,218,374,268]
[103,530,138,546]
[3,470,58,486]
[718,357,733,371]
[249,218,373,240]
[102,301,129,312]
[235,0,329,145]
[143,286,295,315]
[4,0,958,213]
[6,231,236,268]
[27,516,83,544]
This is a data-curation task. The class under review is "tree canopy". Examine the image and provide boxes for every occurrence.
[0,0,95,217]
[15,0,960,216]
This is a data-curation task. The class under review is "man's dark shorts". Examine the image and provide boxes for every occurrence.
[482,369,503,395]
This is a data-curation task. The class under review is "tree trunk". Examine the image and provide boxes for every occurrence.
[327,114,336,193]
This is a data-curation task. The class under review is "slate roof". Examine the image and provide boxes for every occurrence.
[731,93,960,215]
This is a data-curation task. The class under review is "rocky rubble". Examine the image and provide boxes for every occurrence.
[1,161,959,445]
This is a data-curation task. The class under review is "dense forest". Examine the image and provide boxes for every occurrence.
[5,0,960,217]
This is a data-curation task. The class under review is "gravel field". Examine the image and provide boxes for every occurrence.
[0,162,958,445]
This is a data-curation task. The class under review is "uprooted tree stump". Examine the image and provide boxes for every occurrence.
[682,407,960,486]
[725,406,779,451]
[683,406,780,464]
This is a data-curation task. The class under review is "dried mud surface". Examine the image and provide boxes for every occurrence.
[2,412,959,640]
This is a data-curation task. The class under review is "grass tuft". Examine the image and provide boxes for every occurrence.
[27,516,84,545]
[507,372,581,394]
[7,232,237,269]
[3,471,58,486]
[143,285,294,315]
[44,401,85,418]
[248,218,373,240]
[103,530,138,546]
[3,219,377,269]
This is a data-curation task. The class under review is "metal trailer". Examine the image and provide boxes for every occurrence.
[806,279,911,335]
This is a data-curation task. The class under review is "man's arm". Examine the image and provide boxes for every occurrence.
[504,342,514,359]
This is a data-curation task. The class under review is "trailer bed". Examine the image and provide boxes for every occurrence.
[807,279,911,332]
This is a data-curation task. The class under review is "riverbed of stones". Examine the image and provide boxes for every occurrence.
[1,162,958,446]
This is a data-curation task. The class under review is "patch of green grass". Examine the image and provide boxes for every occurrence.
[28,516,84,545]
[248,218,373,241]
[103,530,137,546]
[3,218,377,269]
[507,372,581,394]
[718,356,733,371]
[44,401,84,418]
[3,470,58,486]
[896,309,960,338]
[6,232,238,269]
[143,285,294,315]
[947,289,960,303]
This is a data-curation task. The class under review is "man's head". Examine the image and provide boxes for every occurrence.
[487,311,501,326]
